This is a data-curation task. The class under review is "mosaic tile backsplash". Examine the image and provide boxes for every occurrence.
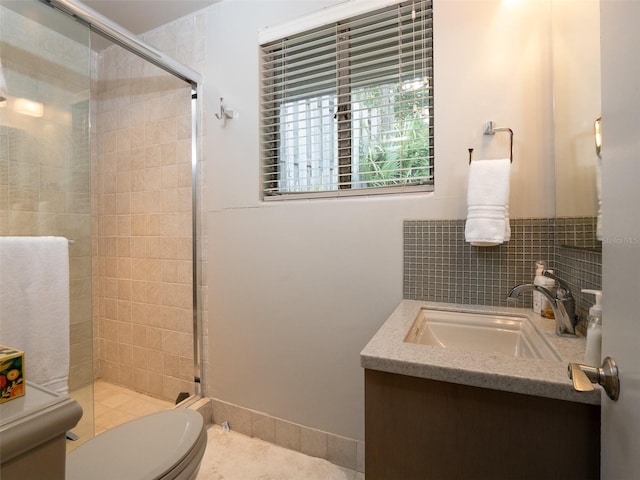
[403,218,602,331]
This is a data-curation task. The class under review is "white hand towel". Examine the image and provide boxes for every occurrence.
[0,236,70,394]
[465,159,511,246]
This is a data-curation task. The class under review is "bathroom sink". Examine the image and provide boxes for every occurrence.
[404,308,560,361]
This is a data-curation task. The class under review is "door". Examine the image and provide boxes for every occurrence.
[600,1,640,478]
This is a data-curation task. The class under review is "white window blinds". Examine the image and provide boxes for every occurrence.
[260,0,434,199]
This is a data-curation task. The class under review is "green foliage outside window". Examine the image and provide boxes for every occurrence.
[353,80,432,188]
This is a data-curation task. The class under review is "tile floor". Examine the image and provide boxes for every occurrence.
[197,425,363,480]
[67,380,173,452]
[92,380,174,434]
[68,381,364,479]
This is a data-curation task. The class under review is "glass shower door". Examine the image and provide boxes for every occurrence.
[0,0,94,447]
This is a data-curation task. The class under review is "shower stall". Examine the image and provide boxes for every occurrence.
[0,0,205,444]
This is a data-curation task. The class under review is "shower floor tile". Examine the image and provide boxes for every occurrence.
[93,379,172,434]
[67,380,172,452]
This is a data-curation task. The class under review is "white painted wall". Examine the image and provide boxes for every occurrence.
[203,0,554,441]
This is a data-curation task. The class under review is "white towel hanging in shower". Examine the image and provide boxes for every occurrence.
[0,236,70,394]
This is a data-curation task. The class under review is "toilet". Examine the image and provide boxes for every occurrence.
[66,409,207,480]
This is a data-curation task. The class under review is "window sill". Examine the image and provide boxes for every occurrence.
[262,184,434,202]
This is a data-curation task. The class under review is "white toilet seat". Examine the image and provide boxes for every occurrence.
[66,409,207,480]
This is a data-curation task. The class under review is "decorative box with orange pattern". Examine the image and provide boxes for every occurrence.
[0,345,25,403]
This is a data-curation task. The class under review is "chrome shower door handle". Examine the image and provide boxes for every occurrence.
[568,357,620,401]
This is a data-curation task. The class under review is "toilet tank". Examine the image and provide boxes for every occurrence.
[0,382,82,480]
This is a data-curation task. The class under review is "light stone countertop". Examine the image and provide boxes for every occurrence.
[360,300,601,405]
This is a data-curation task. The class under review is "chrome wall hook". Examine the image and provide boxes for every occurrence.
[214,97,235,121]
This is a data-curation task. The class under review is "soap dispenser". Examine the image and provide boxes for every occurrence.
[532,261,546,314]
[582,289,602,366]
[540,270,556,320]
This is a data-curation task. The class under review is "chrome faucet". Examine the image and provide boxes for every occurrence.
[507,270,577,336]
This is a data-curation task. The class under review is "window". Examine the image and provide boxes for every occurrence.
[260,0,434,199]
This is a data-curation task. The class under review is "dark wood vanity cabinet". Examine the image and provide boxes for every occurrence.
[365,369,600,480]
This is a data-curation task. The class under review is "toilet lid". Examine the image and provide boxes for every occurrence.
[67,409,205,480]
